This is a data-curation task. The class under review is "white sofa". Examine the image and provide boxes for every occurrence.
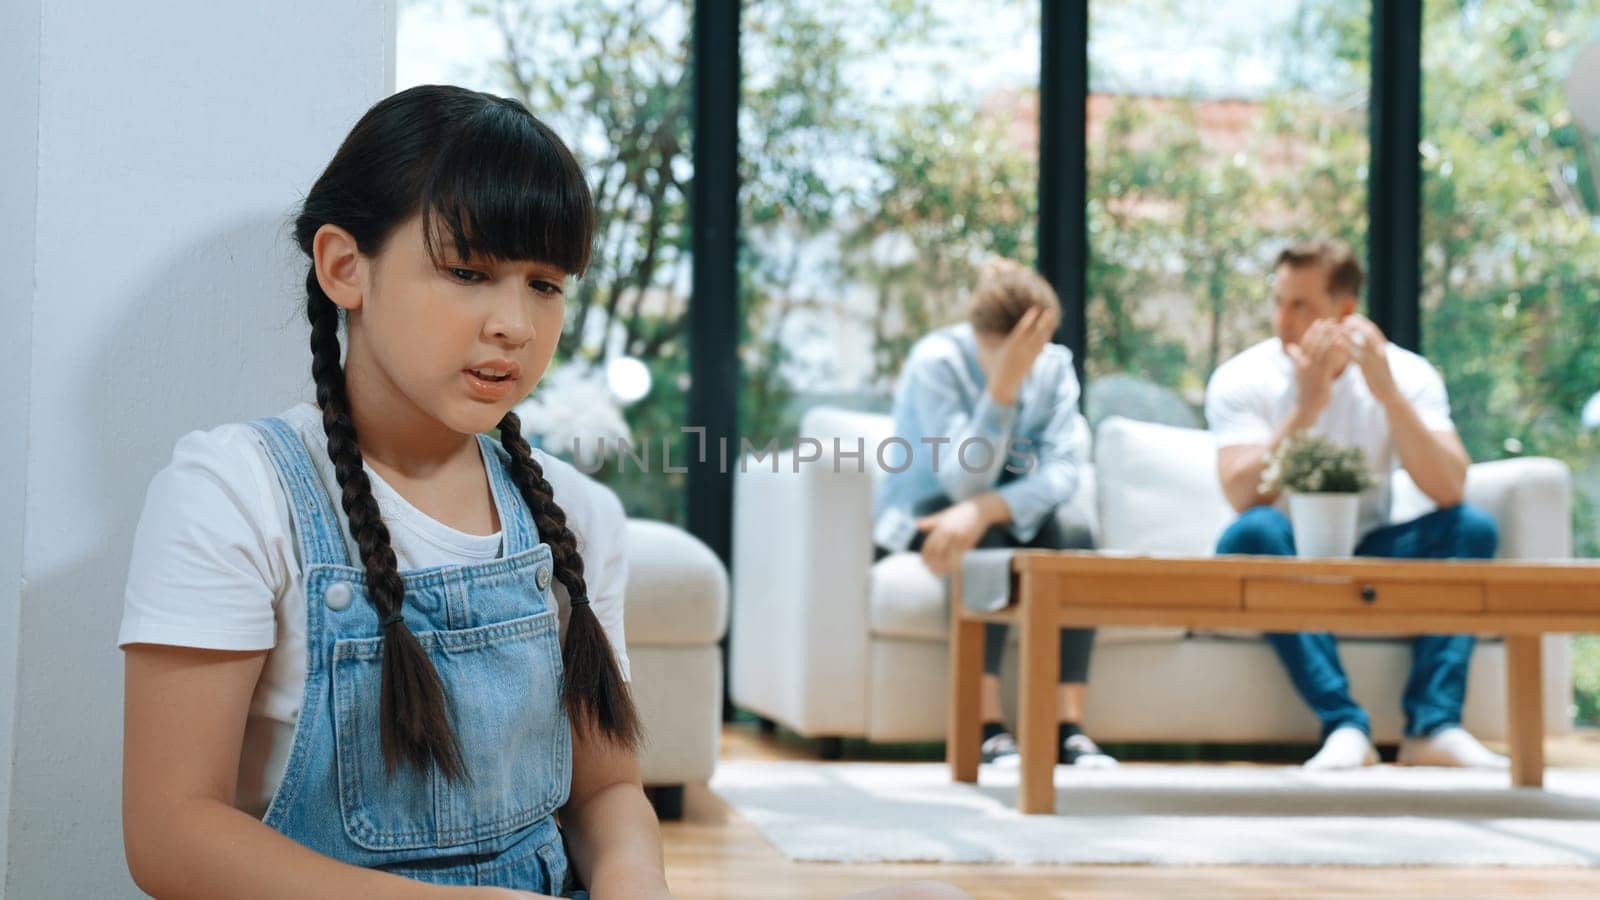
[623,519,728,815]
[730,408,1574,751]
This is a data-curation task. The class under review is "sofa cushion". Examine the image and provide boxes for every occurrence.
[623,519,729,646]
[1095,416,1235,555]
[869,552,947,640]
[802,406,1105,543]
[868,551,1185,645]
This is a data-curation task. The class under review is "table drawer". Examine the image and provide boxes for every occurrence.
[1243,577,1484,613]
[1050,573,1240,610]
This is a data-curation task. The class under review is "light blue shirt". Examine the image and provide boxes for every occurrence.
[872,322,1088,552]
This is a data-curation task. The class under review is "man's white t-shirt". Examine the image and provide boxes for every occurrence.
[1205,337,1457,537]
[118,402,631,817]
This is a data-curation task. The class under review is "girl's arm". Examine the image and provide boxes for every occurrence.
[560,726,671,898]
[122,644,543,900]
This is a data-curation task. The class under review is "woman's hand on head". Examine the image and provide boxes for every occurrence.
[989,306,1058,407]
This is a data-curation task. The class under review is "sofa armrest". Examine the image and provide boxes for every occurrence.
[730,447,873,736]
[622,519,728,787]
[1460,457,1576,733]
[1463,457,1573,560]
[1391,456,1572,559]
[623,519,728,646]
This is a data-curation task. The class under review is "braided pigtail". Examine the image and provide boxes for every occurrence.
[497,410,642,751]
[290,84,598,776]
[306,276,467,781]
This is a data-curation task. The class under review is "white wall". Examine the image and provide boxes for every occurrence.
[3,1,394,895]
[0,0,44,888]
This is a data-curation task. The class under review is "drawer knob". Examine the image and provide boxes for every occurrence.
[1360,585,1378,604]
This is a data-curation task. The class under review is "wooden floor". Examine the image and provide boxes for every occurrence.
[658,723,1600,899]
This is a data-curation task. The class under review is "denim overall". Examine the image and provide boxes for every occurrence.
[248,417,584,894]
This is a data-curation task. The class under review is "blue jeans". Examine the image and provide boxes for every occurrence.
[1214,504,1499,740]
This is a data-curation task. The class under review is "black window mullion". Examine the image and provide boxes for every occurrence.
[689,0,739,724]
[1038,0,1091,394]
[1368,0,1423,351]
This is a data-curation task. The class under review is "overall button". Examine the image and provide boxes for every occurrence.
[324,582,353,611]
[535,565,552,591]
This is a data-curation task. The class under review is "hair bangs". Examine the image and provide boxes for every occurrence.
[419,102,595,277]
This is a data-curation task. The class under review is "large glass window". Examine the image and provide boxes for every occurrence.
[1421,2,1600,542]
[1086,0,1370,425]
[1421,3,1600,725]
[737,0,1041,447]
[399,0,692,523]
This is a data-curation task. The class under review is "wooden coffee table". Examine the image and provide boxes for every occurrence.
[946,551,1600,814]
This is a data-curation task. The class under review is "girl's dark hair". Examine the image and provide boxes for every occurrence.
[292,85,638,780]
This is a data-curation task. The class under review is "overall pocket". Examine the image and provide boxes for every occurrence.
[331,609,571,851]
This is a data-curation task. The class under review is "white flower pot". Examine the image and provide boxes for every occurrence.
[1288,492,1361,559]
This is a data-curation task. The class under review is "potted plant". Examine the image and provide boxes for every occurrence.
[1259,432,1377,558]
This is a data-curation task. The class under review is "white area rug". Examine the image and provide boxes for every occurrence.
[709,761,1600,866]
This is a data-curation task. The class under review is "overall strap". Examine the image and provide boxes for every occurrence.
[478,434,539,555]
[247,417,354,570]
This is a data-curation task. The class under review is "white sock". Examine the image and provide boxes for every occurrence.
[1398,726,1509,769]
[1304,725,1378,770]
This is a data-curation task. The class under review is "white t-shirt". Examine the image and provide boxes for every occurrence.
[1205,337,1457,536]
[118,401,631,817]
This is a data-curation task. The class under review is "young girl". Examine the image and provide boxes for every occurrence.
[119,85,664,898]
[120,84,967,900]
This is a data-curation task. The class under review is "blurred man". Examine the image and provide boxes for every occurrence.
[1208,240,1503,769]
